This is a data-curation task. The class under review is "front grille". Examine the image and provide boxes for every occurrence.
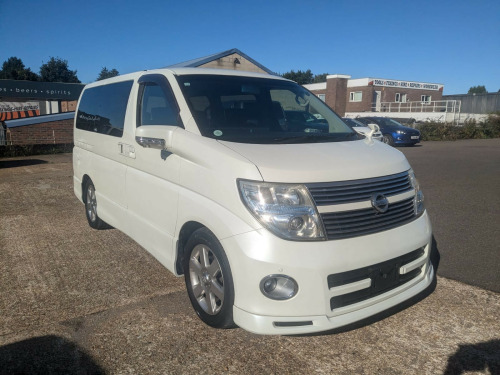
[321,197,416,240]
[306,171,412,205]
[329,247,425,310]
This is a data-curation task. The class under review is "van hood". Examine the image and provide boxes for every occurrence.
[219,139,410,183]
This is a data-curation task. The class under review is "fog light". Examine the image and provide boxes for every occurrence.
[260,275,298,300]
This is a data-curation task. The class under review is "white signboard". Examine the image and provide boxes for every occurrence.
[372,79,441,91]
[0,101,40,113]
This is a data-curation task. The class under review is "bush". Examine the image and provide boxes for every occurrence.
[417,122,458,141]
[483,112,500,138]
[416,113,500,141]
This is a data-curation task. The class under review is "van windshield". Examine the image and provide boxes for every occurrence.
[176,75,357,144]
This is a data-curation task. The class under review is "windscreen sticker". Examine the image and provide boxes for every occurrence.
[213,130,223,137]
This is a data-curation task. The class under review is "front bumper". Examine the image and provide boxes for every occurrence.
[234,264,433,335]
[394,133,420,145]
[221,211,433,335]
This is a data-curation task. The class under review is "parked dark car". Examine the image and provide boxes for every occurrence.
[356,117,420,146]
[284,110,329,133]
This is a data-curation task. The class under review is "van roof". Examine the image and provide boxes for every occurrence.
[84,67,290,88]
[166,67,286,79]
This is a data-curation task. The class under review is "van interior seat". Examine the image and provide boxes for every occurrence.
[150,107,171,125]
[224,102,260,128]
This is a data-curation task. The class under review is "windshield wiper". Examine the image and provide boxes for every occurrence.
[272,134,347,144]
[218,132,358,145]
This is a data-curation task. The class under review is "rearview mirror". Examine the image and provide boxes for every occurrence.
[135,125,176,150]
[367,123,380,141]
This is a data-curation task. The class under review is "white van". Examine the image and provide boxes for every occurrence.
[73,68,433,335]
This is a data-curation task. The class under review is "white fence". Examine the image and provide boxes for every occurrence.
[346,99,467,124]
[374,100,461,115]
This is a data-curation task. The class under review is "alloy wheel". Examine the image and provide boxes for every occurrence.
[86,185,97,223]
[188,244,225,315]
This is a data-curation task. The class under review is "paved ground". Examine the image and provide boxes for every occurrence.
[0,140,499,374]
[400,139,500,293]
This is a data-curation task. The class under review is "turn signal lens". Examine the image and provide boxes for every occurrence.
[409,169,425,216]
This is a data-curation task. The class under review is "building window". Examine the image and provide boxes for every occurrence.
[395,93,408,103]
[421,95,431,104]
[349,91,362,102]
[318,94,325,102]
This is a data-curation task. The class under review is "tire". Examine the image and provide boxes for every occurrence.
[183,227,236,329]
[83,179,108,230]
[382,134,395,146]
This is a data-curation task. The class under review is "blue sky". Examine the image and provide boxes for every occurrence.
[1,0,499,94]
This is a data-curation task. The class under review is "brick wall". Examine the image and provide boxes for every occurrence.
[325,77,350,116]
[310,80,443,114]
[6,118,74,145]
[346,86,443,112]
[312,89,327,97]
[375,86,442,103]
[345,87,374,112]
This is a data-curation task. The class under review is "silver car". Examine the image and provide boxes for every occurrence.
[343,117,383,141]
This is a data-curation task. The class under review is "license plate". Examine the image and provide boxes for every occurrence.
[411,136,419,139]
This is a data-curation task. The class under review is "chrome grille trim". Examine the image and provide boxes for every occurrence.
[306,171,412,205]
[321,197,416,240]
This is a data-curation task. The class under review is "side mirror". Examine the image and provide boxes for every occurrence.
[135,125,176,150]
[367,123,380,141]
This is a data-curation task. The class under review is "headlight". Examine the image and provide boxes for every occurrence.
[396,130,406,134]
[408,169,425,216]
[238,180,325,241]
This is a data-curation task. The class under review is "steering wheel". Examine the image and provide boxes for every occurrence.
[295,95,310,107]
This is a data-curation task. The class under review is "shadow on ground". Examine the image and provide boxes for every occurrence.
[0,335,104,375]
[0,159,48,169]
[444,339,500,375]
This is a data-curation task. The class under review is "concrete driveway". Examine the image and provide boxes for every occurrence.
[0,140,499,374]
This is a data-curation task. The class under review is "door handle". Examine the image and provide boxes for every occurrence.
[128,146,135,159]
[118,143,136,159]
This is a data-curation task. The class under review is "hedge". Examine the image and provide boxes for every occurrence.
[416,113,500,141]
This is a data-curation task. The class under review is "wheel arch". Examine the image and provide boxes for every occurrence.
[175,221,205,275]
[173,193,260,275]
[81,174,92,203]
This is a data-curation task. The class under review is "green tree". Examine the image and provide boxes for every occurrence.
[39,57,80,83]
[0,57,39,81]
[97,67,119,81]
[313,73,329,83]
[468,85,487,94]
[281,69,314,85]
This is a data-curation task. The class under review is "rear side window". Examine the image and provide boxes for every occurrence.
[76,80,133,137]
